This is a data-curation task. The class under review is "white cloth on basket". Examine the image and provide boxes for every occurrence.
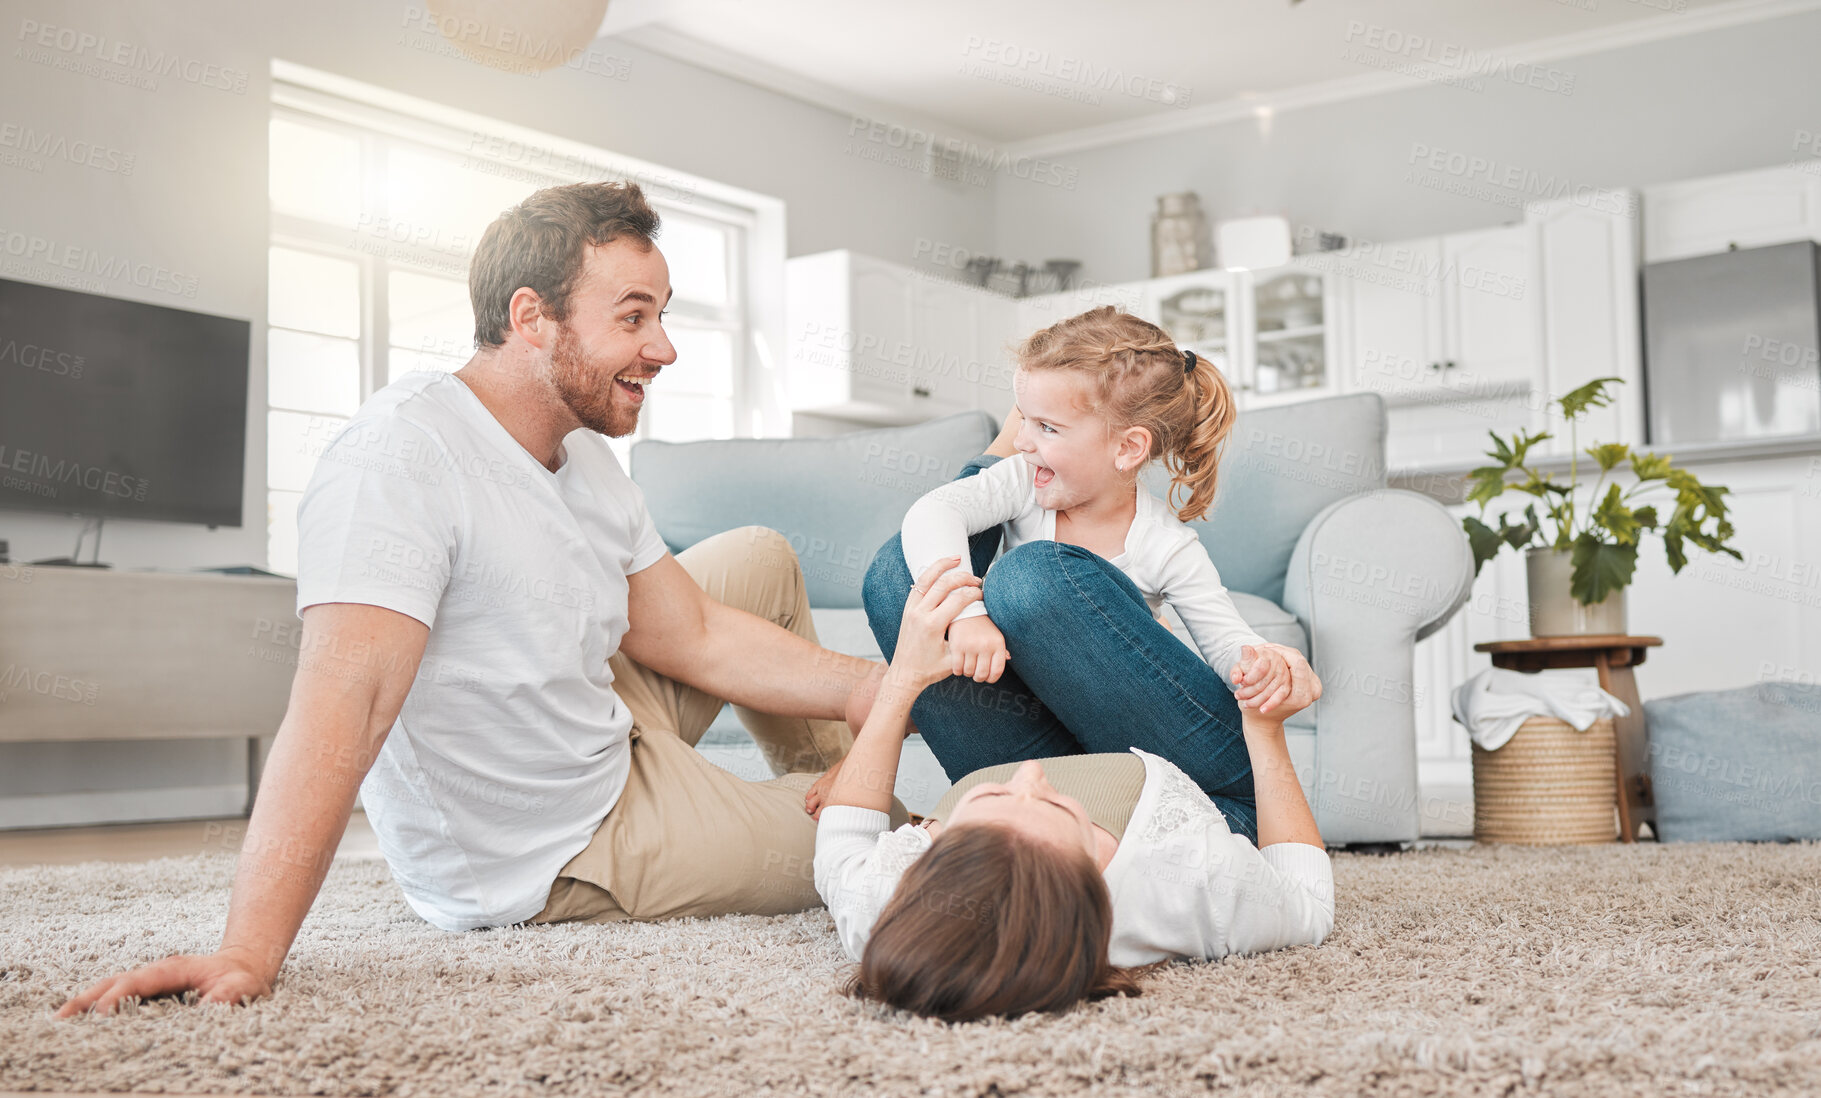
[1450,668,1632,752]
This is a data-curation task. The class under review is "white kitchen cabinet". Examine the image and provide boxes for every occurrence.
[785,250,1020,426]
[1531,191,1645,452]
[1243,262,1340,406]
[1334,225,1542,470]
[1340,237,1446,401]
[1443,225,1537,390]
[1643,166,1821,263]
[786,251,909,423]
[1144,268,1239,379]
[909,277,988,417]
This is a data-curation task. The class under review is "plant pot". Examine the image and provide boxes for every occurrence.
[1526,547,1627,637]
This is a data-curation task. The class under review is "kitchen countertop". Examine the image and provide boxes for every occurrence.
[1390,433,1821,505]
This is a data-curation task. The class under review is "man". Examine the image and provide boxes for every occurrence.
[59,182,896,1015]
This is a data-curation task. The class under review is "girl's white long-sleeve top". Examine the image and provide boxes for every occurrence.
[813,749,1335,967]
[899,455,1268,682]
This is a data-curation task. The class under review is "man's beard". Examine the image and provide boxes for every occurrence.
[548,323,640,438]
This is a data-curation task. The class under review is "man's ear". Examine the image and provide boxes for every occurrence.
[1115,425,1152,472]
[507,286,551,351]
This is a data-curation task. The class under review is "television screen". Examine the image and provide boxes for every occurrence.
[0,277,250,527]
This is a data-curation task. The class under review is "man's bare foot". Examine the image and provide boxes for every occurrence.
[804,757,844,819]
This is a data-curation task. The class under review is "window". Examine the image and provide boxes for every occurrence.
[263,67,780,575]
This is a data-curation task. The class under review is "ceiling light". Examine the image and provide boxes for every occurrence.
[426,0,610,74]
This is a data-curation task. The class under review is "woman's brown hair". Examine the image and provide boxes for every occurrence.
[848,823,1141,1023]
[1018,306,1238,523]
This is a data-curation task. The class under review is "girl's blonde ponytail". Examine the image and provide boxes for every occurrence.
[1165,352,1236,523]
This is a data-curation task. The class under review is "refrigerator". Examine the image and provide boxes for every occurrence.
[1641,240,1821,446]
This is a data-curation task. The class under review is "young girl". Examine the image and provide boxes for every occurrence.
[898,305,1308,707]
[814,558,1332,1023]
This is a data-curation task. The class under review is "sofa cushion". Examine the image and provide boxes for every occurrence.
[631,412,998,608]
[1146,392,1386,606]
[1645,683,1821,842]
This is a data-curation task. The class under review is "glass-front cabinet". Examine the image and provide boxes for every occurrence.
[1247,265,1332,401]
[1147,270,1237,392]
[1138,262,1337,408]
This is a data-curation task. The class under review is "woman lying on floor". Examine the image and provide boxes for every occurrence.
[812,559,1334,1023]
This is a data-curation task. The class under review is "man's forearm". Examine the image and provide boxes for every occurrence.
[217,718,369,982]
[689,601,876,720]
[1242,710,1324,849]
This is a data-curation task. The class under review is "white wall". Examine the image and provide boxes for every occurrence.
[0,0,997,825]
[1,0,998,570]
[992,9,1821,284]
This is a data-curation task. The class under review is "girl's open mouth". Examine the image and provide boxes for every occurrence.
[1033,466,1054,488]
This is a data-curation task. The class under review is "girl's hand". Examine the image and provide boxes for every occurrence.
[947,615,1009,683]
[893,558,983,688]
[1232,644,1321,719]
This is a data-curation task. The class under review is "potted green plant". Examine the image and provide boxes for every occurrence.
[1463,377,1742,636]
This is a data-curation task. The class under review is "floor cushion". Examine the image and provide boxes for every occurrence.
[1645,682,1821,842]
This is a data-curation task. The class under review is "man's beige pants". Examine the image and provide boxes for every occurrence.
[533,526,909,924]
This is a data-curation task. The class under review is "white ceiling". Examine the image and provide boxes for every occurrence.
[596,0,1790,149]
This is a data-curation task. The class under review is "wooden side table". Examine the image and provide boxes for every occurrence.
[1473,635,1662,843]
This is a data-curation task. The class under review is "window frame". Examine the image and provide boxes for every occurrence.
[262,61,788,573]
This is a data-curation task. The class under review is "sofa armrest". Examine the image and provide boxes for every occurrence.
[1281,489,1474,844]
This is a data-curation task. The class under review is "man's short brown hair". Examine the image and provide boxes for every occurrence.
[469,181,661,348]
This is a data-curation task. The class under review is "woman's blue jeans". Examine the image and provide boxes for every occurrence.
[861,456,1257,843]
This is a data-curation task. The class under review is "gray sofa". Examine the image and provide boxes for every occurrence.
[629,392,1473,844]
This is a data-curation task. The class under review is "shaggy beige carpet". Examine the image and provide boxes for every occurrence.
[4,843,1820,1097]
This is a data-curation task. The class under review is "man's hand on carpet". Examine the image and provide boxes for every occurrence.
[805,757,844,820]
[56,948,273,1017]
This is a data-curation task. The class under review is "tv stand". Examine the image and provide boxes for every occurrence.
[26,558,112,568]
[0,565,298,815]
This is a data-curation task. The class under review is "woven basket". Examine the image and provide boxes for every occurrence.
[1471,716,1618,845]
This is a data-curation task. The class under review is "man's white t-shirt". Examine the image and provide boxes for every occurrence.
[294,371,669,931]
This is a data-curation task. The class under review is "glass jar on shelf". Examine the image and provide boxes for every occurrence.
[1253,332,1326,395]
[1253,270,1324,335]
[1157,281,1228,347]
